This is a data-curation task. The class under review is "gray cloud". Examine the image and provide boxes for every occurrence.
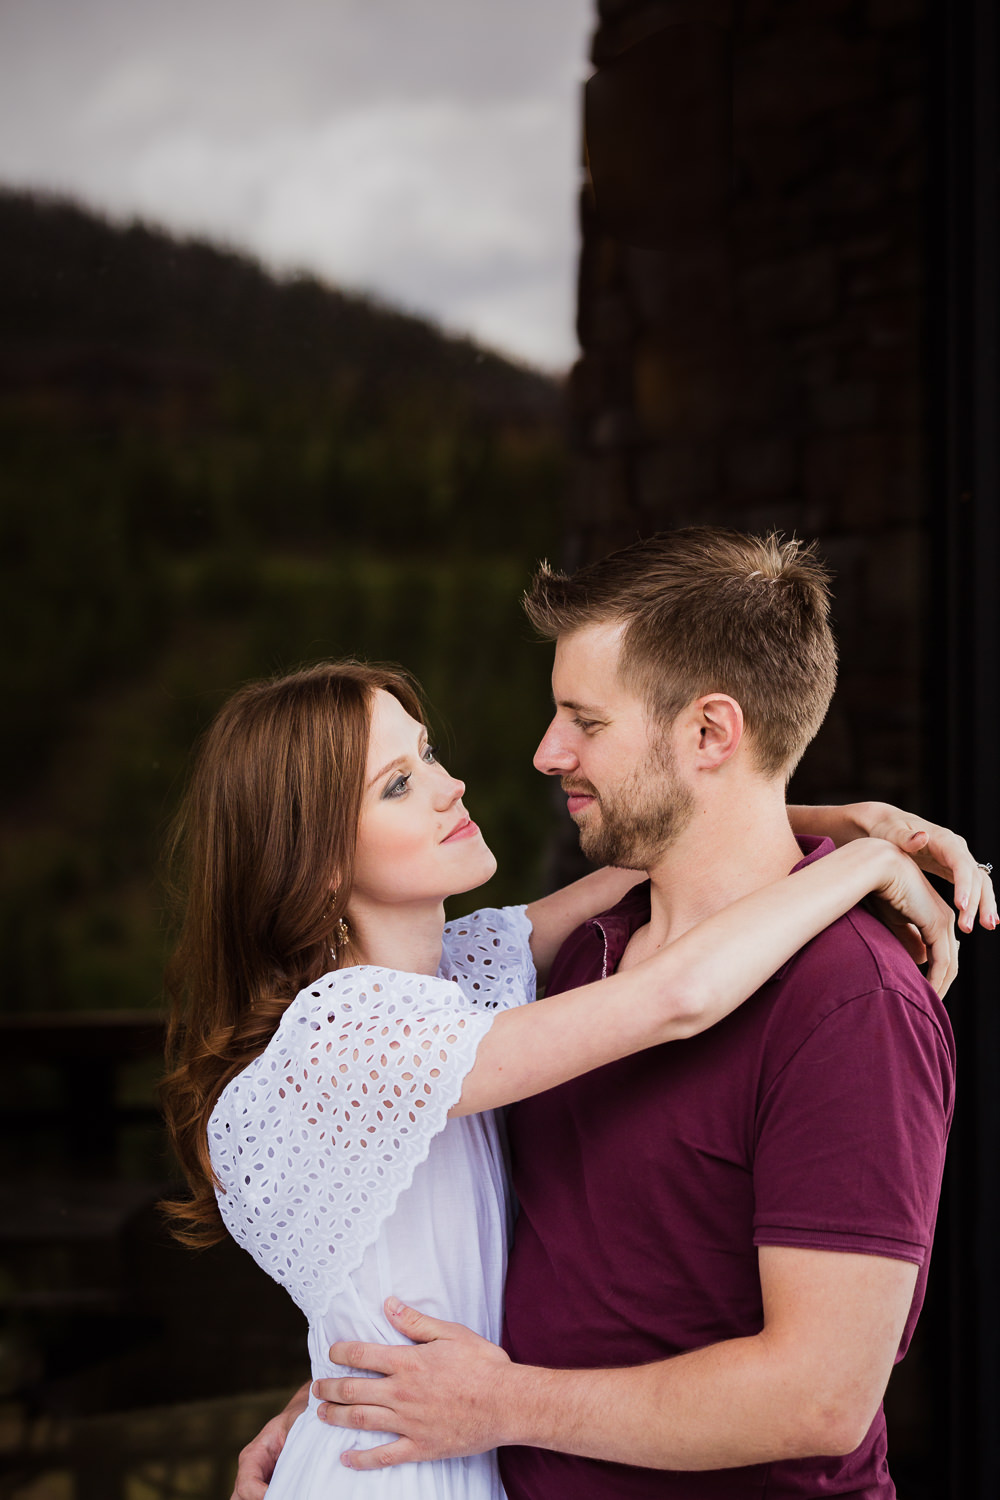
[0,0,591,367]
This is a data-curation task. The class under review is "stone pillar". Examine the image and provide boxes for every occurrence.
[572,0,930,809]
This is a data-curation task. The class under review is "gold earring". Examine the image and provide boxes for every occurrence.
[328,891,350,948]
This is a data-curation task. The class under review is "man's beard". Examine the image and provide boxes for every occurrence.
[565,740,695,871]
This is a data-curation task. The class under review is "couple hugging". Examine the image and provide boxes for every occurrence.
[162,528,994,1499]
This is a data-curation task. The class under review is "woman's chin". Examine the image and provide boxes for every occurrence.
[451,846,498,896]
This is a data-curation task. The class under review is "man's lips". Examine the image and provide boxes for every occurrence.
[441,817,480,843]
[565,790,597,817]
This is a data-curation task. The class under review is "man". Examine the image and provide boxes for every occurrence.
[237,530,991,1497]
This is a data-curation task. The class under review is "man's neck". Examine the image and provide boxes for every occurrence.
[629,784,804,961]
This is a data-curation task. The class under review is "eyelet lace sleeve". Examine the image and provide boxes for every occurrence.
[440,904,536,1008]
[208,968,496,1316]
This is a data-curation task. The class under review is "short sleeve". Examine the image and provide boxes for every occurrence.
[753,989,955,1265]
[440,904,536,1009]
[208,966,496,1315]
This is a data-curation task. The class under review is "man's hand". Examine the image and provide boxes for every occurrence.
[231,1383,309,1500]
[315,1298,510,1470]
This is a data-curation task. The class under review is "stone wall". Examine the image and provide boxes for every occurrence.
[571,0,930,808]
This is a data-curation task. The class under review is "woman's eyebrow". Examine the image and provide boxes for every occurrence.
[367,728,428,788]
[367,755,405,788]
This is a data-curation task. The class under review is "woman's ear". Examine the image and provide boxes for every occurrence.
[693,693,744,769]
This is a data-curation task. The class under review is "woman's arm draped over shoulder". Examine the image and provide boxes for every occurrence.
[451,838,956,1118]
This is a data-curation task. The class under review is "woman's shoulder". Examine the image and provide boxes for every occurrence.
[211,962,483,1121]
[440,904,536,1009]
[259,963,471,1062]
[288,960,462,1016]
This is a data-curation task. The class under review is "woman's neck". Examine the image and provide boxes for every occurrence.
[347,900,447,977]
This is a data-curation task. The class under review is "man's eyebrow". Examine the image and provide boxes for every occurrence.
[556,698,607,715]
[367,727,428,788]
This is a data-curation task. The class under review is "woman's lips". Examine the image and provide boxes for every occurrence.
[442,818,480,843]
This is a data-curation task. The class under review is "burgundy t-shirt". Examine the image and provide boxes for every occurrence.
[500,839,956,1500]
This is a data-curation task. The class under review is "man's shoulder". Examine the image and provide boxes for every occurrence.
[772,903,954,1049]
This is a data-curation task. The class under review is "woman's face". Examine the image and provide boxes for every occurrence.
[348,689,497,918]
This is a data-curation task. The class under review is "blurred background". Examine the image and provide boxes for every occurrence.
[0,1,997,1496]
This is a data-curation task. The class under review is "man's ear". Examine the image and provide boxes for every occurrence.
[692,693,744,769]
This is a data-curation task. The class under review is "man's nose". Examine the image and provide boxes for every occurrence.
[533,722,577,776]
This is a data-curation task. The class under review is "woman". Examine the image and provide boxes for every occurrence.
[162,661,975,1499]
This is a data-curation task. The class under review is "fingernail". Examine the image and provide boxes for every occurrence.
[341,1454,354,1469]
[386,1296,403,1315]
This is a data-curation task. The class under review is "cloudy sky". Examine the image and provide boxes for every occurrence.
[0,0,592,370]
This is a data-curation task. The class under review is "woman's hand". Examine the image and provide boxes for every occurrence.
[866,840,960,996]
[858,803,996,934]
[788,802,997,934]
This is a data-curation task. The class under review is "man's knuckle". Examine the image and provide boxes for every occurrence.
[350,1406,370,1431]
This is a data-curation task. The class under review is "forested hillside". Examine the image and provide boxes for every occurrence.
[0,190,569,1015]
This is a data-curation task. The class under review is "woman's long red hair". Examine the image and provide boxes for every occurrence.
[160,660,425,1246]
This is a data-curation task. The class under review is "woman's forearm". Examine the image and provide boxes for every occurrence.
[786,802,876,844]
[525,866,645,981]
[651,838,906,1034]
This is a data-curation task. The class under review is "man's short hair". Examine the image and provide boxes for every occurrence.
[524,527,837,779]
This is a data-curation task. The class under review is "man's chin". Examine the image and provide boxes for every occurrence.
[578,822,671,872]
[578,829,632,869]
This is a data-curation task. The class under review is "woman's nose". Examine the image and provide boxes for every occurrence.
[435,770,465,808]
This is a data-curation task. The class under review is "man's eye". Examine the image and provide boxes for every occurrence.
[422,744,439,764]
[384,773,412,799]
[573,717,598,732]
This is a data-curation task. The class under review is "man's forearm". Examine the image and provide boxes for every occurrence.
[495,1335,868,1470]
[493,1249,911,1471]
[283,1379,312,1420]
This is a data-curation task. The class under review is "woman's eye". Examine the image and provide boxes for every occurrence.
[384,773,411,799]
[422,744,439,764]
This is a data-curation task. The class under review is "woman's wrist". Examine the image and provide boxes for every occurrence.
[842,801,892,841]
[788,801,890,846]
[831,833,898,894]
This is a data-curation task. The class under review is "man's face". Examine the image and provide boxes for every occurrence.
[533,623,695,871]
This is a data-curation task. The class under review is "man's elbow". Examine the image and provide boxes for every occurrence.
[792,1389,880,1460]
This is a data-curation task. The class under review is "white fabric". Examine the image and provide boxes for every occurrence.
[209,905,536,1498]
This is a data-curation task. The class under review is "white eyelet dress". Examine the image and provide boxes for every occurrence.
[208,906,535,1497]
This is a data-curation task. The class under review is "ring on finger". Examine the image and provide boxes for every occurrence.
[976,861,993,875]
